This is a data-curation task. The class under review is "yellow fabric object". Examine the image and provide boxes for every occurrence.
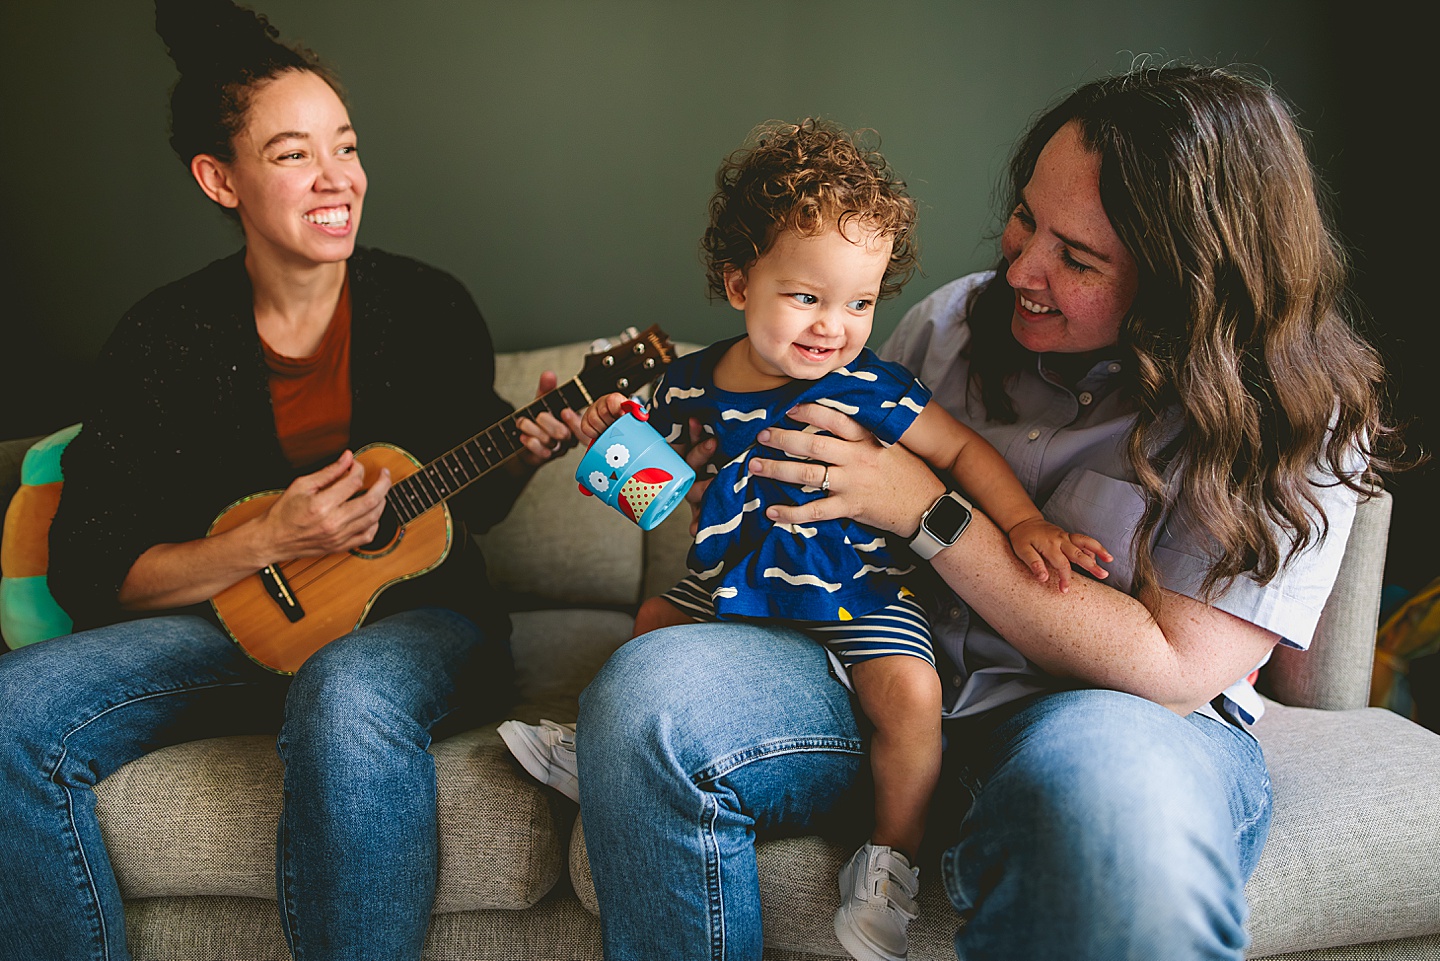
[1372,575,1440,719]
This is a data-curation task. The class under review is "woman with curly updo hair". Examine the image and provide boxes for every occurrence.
[0,1,579,958]
[559,68,1397,961]
[503,117,1110,961]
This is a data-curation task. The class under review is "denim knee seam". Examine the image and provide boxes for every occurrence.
[61,789,112,960]
[46,680,257,791]
[688,737,864,960]
[701,794,726,961]
[691,735,864,784]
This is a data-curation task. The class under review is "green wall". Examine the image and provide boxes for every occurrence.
[1,0,1344,437]
[3,3,1434,588]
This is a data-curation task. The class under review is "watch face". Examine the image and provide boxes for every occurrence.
[924,494,972,544]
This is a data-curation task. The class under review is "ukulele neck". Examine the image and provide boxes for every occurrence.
[386,377,592,525]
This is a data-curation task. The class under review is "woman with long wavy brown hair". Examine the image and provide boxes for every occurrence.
[572,64,1396,961]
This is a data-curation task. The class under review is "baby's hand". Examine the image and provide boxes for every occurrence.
[1007,517,1112,593]
[579,393,631,444]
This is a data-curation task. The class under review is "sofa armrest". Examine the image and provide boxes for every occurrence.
[1264,488,1391,710]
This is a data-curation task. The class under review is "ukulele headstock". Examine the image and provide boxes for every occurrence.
[579,324,676,397]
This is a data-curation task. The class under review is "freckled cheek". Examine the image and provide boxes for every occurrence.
[999,225,1022,264]
[1063,288,1127,342]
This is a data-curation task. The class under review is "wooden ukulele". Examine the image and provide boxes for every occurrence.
[209,325,676,674]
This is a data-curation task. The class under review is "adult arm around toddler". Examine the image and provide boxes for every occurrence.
[751,402,1279,715]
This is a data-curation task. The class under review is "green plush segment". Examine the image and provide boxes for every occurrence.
[0,575,73,648]
[20,422,82,486]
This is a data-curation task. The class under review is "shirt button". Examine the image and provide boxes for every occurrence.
[952,675,964,688]
[1108,362,1121,373]
[947,606,962,620]
[1078,391,1093,405]
[1027,429,1041,441]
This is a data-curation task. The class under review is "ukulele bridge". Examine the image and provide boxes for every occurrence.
[259,564,306,623]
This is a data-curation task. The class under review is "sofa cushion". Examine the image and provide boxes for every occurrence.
[567,699,1440,959]
[1246,700,1440,957]
[95,727,566,911]
[123,889,607,961]
[92,606,635,911]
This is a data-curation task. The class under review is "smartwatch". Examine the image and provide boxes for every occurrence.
[909,491,973,560]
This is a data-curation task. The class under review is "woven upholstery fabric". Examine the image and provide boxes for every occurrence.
[1246,700,1440,956]
[1267,490,1392,711]
[1255,934,1440,960]
[96,734,282,900]
[122,890,607,961]
[423,889,603,960]
[124,896,289,961]
[508,608,635,724]
[570,815,596,911]
[96,726,567,911]
[117,891,1440,961]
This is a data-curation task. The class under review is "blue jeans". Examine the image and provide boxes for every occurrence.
[0,608,511,961]
[576,622,1272,961]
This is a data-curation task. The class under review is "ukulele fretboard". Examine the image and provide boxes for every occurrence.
[387,378,592,524]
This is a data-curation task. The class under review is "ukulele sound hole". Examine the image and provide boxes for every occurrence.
[355,503,404,556]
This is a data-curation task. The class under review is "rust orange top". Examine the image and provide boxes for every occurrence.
[261,277,353,470]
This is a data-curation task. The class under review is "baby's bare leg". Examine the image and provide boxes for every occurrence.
[850,655,943,862]
[633,596,696,639]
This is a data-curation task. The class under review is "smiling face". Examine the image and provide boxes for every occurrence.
[205,69,366,269]
[1000,121,1138,357]
[721,224,892,390]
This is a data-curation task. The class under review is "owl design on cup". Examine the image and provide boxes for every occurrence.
[577,401,696,531]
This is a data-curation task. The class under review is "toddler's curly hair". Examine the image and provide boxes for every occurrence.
[701,118,918,301]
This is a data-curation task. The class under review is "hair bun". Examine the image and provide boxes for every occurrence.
[154,0,284,82]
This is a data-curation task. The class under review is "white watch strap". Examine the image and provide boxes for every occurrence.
[909,491,972,560]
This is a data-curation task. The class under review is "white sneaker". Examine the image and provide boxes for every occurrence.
[833,842,919,961]
[497,719,579,802]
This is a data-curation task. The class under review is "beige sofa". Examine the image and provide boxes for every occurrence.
[2,339,1439,961]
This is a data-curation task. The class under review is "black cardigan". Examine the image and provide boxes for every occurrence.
[50,247,519,634]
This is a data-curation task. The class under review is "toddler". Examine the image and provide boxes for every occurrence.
[501,119,1109,961]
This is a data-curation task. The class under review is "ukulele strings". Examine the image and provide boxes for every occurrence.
[265,367,614,596]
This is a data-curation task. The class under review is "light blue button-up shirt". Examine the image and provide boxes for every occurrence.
[882,273,1361,723]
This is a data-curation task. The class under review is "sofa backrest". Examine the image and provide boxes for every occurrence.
[477,340,695,612]
[1265,488,1392,710]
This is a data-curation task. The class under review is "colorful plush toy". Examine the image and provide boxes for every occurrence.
[1373,575,1440,728]
[0,423,81,648]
